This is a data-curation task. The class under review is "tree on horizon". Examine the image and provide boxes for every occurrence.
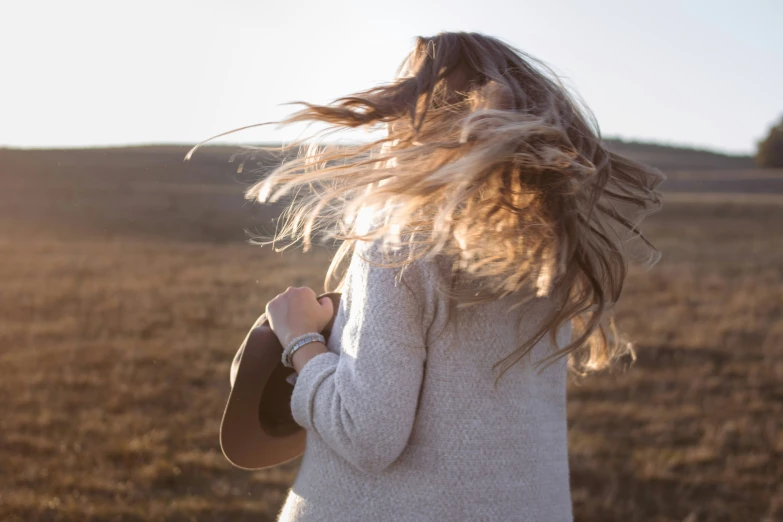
[756,115,783,168]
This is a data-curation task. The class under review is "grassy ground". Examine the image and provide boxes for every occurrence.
[0,147,781,521]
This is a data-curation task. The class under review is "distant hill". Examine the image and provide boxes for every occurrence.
[1,141,781,243]
[1,139,758,176]
[603,139,756,171]
[0,145,277,242]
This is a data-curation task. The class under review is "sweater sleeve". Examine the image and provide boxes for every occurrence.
[289,238,434,473]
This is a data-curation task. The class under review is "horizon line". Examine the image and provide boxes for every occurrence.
[0,137,754,159]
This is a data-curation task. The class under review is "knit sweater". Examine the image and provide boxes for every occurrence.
[278,236,574,521]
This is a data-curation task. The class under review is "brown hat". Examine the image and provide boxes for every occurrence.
[220,291,342,470]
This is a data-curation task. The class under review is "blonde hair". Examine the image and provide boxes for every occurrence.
[186,31,665,380]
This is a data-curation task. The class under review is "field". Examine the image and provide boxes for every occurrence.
[0,145,781,521]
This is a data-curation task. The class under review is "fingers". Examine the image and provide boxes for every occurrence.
[270,287,318,312]
[318,296,335,326]
[318,295,334,312]
[284,286,315,296]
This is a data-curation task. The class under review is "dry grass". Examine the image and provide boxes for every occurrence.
[568,200,783,521]
[0,238,331,522]
[0,147,781,521]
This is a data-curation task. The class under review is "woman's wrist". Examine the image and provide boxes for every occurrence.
[282,332,325,368]
[291,341,328,373]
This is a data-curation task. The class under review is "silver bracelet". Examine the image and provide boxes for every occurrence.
[283,332,323,354]
[281,332,325,368]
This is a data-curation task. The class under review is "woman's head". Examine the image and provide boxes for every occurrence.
[187,31,665,379]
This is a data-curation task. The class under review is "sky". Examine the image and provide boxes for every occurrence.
[2,0,781,155]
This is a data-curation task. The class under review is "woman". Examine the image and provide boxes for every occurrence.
[193,31,664,521]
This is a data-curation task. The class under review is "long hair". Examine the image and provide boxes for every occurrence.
[186,31,665,380]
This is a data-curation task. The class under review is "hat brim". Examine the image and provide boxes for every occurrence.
[220,292,341,470]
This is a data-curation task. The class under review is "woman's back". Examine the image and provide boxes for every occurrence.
[188,30,663,522]
[278,240,573,521]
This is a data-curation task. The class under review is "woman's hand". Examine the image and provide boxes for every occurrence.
[265,286,335,348]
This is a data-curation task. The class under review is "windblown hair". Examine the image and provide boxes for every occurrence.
[186,31,665,380]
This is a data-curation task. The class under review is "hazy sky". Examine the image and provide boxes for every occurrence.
[3,0,781,154]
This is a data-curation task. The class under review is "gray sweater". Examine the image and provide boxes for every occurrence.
[279,237,573,521]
